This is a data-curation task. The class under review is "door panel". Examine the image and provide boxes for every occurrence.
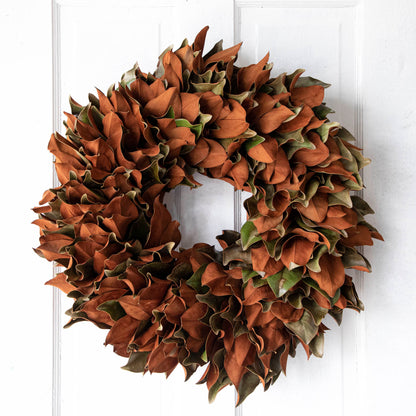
[236,2,361,414]
[55,1,236,414]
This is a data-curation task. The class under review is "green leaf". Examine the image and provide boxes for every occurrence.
[187,264,208,292]
[351,195,375,216]
[286,135,316,159]
[342,248,372,272]
[107,83,115,98]
[329,307,343,325]
[97,300,126,321]
[266,273,281,296]
[321,175,335,191]
[175,118,203,139]
[138,262,172,279]
[142,159,162,184]
[252,276,269,288]
[295,76,331,89]
[281,105,302,124]
[263,239,278,257]
[89,105,104,130]
[204,38,224,59]
[342,283,364,311]
[309,333,325,358]
[195,69,213,83]
[284,310,319,345]
[165,105,175,119]
[237,371,260,406]
[209,312,224,335]
[331,288,341,306]
[223,245,253,266]
[69,96,83,115]
[217,230,240,247]
[337,126,356,142]
[121,351,149,373]
[316,121,340,143]
[264,184,276,210]
[328,189,353,208]
[242,269,259,284]
[154,45,173,78]
[282,267,303,291]
[301,298,328,325]
[198,112,213,127]
[75,258,95,280]
[285,68,305,89]
[77,104,91,124]
[317,228,341,254]
[277,128,304,145]
[221,297,244,323]
[306,245,328,273]
[191,79,226,95]
[293,178,320,206]
[168,262,193,284]
[287,292,304,309]
[240,221,262,250]
[127,213,150,246]
[261,73,287,95]
[267,268,303,298]
[208,369,231,403]
[303,277,329,296]
[313,104,334,119]
[343,178,363,191]
[120,62,139,88]
[227,89,254,104]
[244,135,265,152]
[350,147,371,170]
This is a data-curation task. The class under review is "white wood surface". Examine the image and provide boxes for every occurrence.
[0,0,415,415]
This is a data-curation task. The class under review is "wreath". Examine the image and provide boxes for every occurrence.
[33,26,383,404]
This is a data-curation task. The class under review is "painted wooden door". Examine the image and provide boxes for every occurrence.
[1,1,414,415]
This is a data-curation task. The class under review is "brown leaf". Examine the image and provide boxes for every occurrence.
[292,131,329,166]
[291,85,325,108]
[224,334,256,388]
[297,192,328,223]
[119,296,151,321]
[45,272,74,294]
[210,100,249,139]
[143,87,178,118]
[105,315,140,357]
[271,302,304,323]
[280,237,315,269]
[147,342,178,375]
[180,92,200,122]
[147,196,181,248]
[201,263,231,296]
[256,105,294,134]
[248,136,279,163]
[192,26,209,53]
[181,302,209,339]
[162,51,183,89]
[309,254,345,297]
[237,53,271,91]
[205,42,242,66]
[197,138,228,168]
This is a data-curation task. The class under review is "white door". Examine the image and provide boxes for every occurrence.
[1,1,415,415]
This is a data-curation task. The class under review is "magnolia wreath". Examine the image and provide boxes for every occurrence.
[33,27,383,404]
